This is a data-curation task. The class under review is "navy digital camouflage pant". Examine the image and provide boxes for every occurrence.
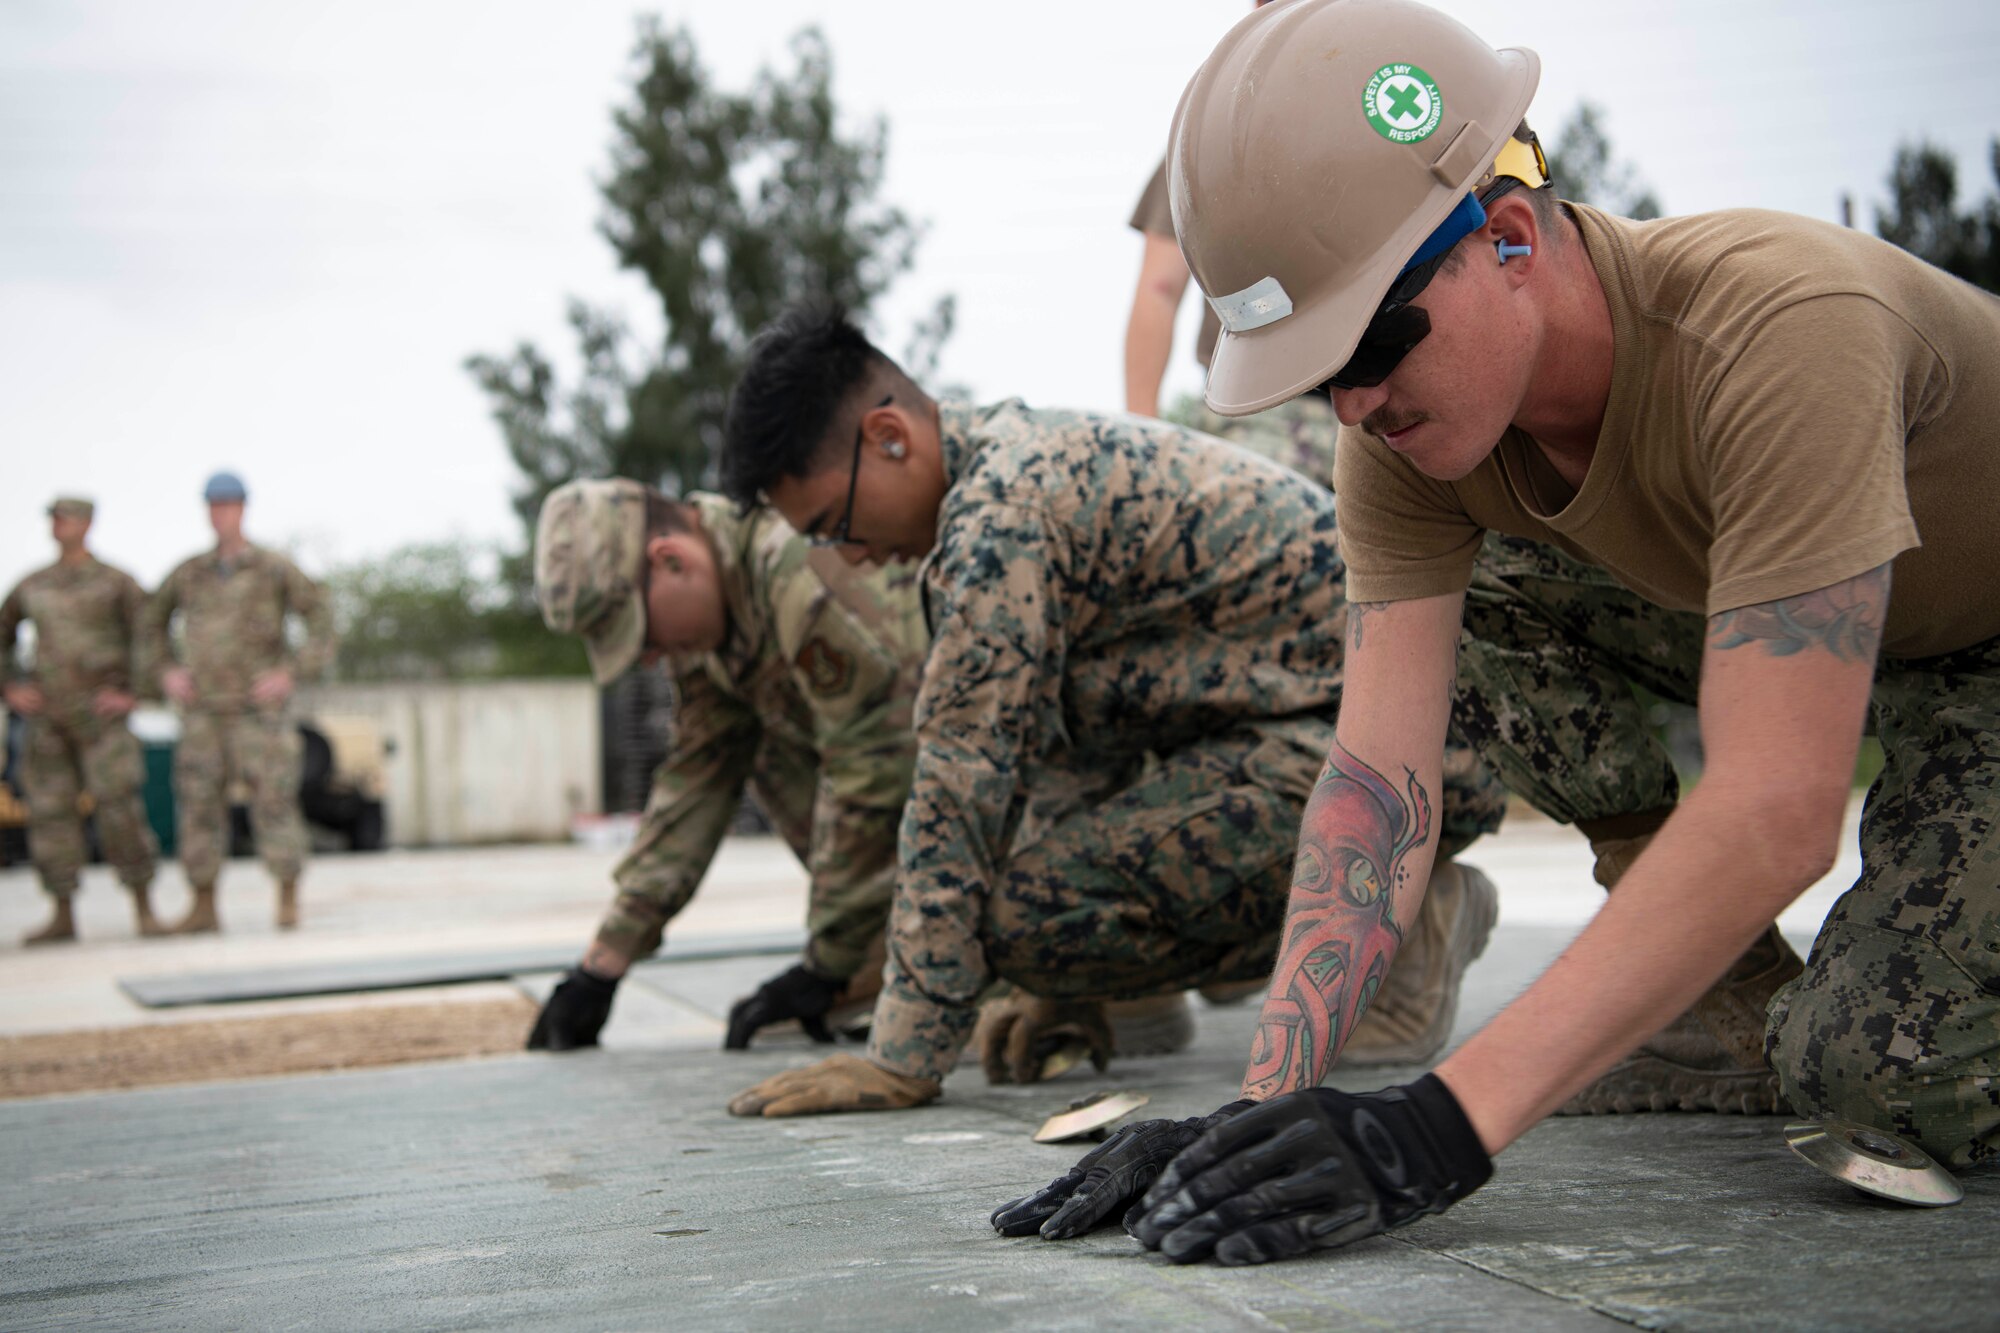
[982,712,1508,1002]
[1456,535,1999,1168]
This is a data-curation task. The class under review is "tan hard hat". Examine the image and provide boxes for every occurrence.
[534,478,651,685]
[1170,0,1540,415]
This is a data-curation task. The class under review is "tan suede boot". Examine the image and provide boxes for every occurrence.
[1557,814,1804,1115]
[170,884,221,935]
[130,883,167,938]
[276,880,300,931]
[1341,860,1500,1066]
[23,896,77,946]
[1560,925,1802,1114]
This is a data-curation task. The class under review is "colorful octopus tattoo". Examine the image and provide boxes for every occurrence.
[1242,741,1432,1101]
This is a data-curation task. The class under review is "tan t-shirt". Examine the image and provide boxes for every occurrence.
[1335,204,2000,659]
[1131,159,1222,369]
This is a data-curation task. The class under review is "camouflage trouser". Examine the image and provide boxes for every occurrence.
[21,710,157,898]
[602,736,902,977]
[1196,392,1340,488]
[176,709,306,888]
[1454,535,2000,1168]
[983,712,1507,1001]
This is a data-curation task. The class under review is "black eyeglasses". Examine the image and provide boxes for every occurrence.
[806,394,894,549]
[1323,177,1529,392]
[1322,252,1450,391]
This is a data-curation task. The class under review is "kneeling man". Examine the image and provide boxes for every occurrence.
[528,479,926,1052]
[720,304,1508,1117]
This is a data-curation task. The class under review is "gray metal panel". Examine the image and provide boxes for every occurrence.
[10,929,1996,1333]
[117,931,805,1007]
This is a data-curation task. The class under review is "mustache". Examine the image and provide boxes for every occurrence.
[1361,408,1427,438]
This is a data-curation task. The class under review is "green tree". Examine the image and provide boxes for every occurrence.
[1546,102,1662,220]
[326,540,585,681]
[468,23,951,534]
[1875,139,2000,292]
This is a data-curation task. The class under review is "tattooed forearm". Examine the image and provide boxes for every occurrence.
[1241,739,1432,1101]
[1346,600,1393,652]
[1707,564,1892,664]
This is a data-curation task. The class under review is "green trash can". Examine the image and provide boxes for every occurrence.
[143,739,176,857]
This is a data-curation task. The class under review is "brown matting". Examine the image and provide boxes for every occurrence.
[0,995,536,1100]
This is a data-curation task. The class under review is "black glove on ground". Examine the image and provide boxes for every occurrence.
[724,963,844,1050]
[989,1100,1254,1240]
[1126,1073,1493,1266]
[525,966,619,1051]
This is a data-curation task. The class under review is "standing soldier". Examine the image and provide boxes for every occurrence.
[147,472,333,933]
[1,497,161,944]
[1126,151,1339,481]
[525,480,926,1053]
[1121,0,1338,482]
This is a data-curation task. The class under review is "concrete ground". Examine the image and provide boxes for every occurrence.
[2,804,1994,1331]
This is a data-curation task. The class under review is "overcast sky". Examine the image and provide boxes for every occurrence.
[4,0,1996,593]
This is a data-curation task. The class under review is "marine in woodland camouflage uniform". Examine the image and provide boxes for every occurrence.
[854,402,1503,1084]
[584,492,928,980]
[148,512,333,907]
[0,498,160,938]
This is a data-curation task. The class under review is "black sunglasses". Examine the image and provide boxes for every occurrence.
[1322,178,1529,392]
[807,394,894,549]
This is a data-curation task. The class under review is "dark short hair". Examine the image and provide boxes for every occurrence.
[644,491,695,537]
[722,301,885,507]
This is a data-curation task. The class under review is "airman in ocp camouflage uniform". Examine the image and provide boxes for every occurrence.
[147,472,333,933]
[0,497,161,944]
[716,304,1509,1118]
[525,479,927,1053]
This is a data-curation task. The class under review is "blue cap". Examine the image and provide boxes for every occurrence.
[202,471,248,502]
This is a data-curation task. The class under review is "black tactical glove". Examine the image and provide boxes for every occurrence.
[525,966,619,1051]
[1126,1073,1492,1266]
[989,1100,1254,1240]
[724,962,844,1050]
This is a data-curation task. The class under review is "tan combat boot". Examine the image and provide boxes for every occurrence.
[276,880,300,931]
[130,883,167,938]
[170,884,221,935]
[1557,815,1804,1115]
[23,896,78,946]
[1107,993,1196,1057]
[1560,925,1802,1114]
[1341,860,1500,1067]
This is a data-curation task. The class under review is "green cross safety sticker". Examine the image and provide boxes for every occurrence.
[1363,63,1443,144]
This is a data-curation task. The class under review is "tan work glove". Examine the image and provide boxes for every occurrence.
[973,991,1113,1085]
[726,1053,940,1118]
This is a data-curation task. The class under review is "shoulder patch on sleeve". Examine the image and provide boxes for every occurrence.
[796,636,854,697]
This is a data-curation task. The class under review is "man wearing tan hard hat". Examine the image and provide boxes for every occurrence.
[527,478,927,1055]
[998,0,2000,1263]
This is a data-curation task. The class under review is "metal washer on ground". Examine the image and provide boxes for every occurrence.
[1783,1118,1963,1207]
